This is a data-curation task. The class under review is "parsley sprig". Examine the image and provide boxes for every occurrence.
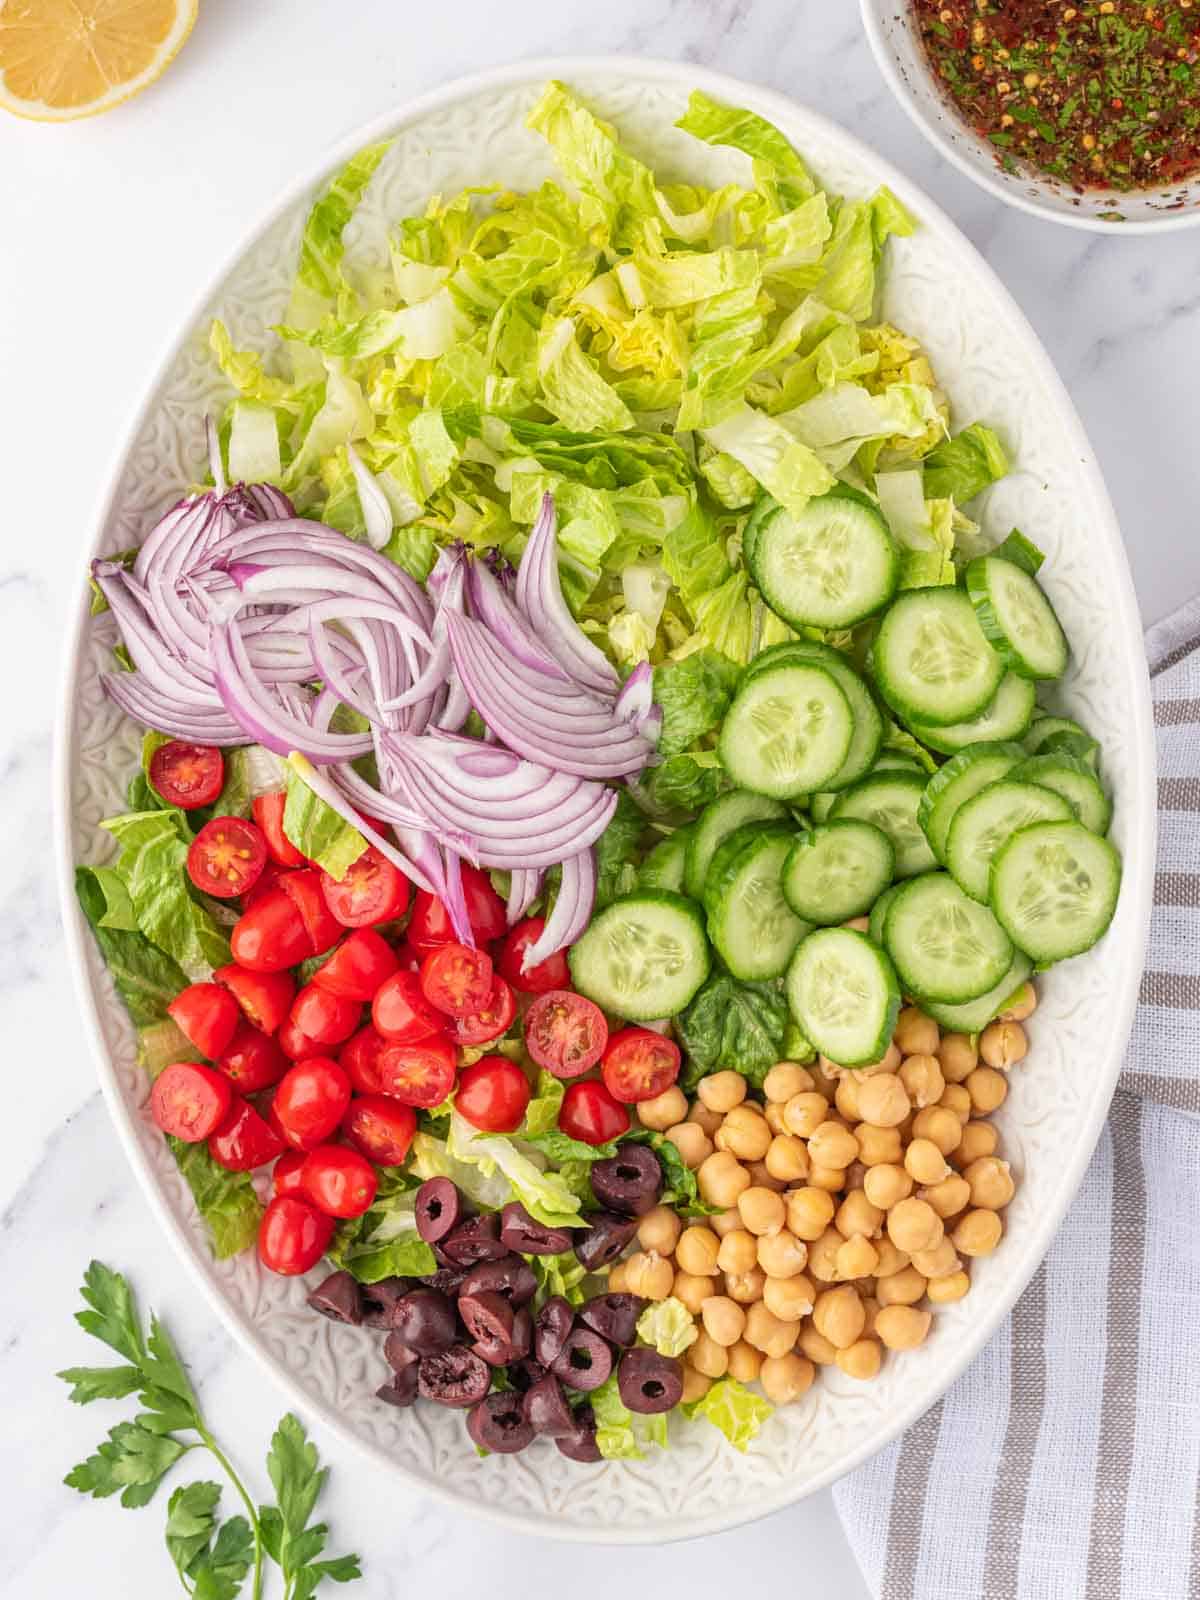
[59,1262,361,1600]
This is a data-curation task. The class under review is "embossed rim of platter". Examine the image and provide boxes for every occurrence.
[54,56,1155,1542]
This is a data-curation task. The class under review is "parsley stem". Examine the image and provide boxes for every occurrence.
[198,1426,264,1600]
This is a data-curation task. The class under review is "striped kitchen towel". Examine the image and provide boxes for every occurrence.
[834,596,1200,1600]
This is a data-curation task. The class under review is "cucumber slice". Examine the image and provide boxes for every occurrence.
[966,555,1069,680]
[748,492,899,630]
[990,821,1122,964]
[946,779,1074,902]
[705,827,810,981]
[1023,715,1100,769]
[917,741,1027,864]
[830,771,936,878]
[872,587,1004,726]
[785,928,901,1067]
[906,670,1037,753]
[884,872,1014,1004]
[782,821,895,925]
[568,891,711,1020]
[718,664,853,799]
[1010,754,1112,835]
[684,791,789,901]
[923,951,1034,1033]
[872,751,925,774]
[868,881,906,947]
[810,792,838,824]
[639,826,694,893]
[747,640,883,790]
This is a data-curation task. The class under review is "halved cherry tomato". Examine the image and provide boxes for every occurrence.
[149,741,224,810]
[497,918,571,995]
[252,791,306,868]
[558,1079,630,1146]
[311,928,398,1001]
[601,1027,682,1105]
[392,942,422,972]
[216,1021,288,1093]
[243,859,290,910]
[456,1056,531,1133]
[214,964,294,1035]
[278,869,342,956]
[407,865,507,953]
[289,984,361,1047]
[524,990,608,1080]
[272,1058,352,1149]
[272,1149,307,1197]
[258,1194,333,1275]
[231,889,311,973]
[208,1097,285,1170]
[419,943,494,1018]
[149,1061,232,1142]
[187,816,268,901]
[339,1025,387,1095]
[342,1094,416,1166]
[320,846,411,929]
[451,975,516,1046]
[167,982,239,1060]
[300,1145,378,1219]
[376,1034,457,1108]
[278,1017,328,1062]
[371,970,445,1044]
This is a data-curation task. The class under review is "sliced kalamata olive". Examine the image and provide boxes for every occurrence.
[471,1306,532,1367]
[523,1374,575,1438]
[506,1357,547,1393]
[375,1365,418,1408]
[382,1332,421,1373]
[361,1276,415,1329]
[415,1177,463,1244]
[618,1347,683,1414]
[459,1289,514,1346]
[420,1265,467,1297]
[389,1287,458,1354]
[590,1146,663,1218]
[417,1345,491,1408]
[550,1325,613,1393]
[573,1210,639,1270]
[555,1402,602,1462]
[442,1212,507,1265]
[458,1255,537,1309]
[579,1293,646,1349]
[499,1201,573,1256]
[533,1295,575,1367]
[306,1270,363,1326]
[466,1391,534,1454]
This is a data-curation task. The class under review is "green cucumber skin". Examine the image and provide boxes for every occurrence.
[905,671,1037,753]
[685,792,789,901]
[988,821,1122,965]
[872,588,1005,728]
[965,556,1069,682]
[785,928,901,1067]
[706,830,808,981]
[916,740,1027,864]
[1009,754,1111,835]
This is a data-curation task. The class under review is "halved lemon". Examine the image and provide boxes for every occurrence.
[0,0,198,121]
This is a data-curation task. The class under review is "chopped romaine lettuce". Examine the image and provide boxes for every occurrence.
[637,1297,699,1358]
[282,756,368,879]
[682,1378,773,1452]
[590,1373,670,1461]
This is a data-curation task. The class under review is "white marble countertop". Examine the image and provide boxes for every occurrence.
[3,1,1197,1593]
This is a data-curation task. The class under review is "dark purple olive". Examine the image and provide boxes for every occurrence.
[382,1333,421,1373]
[375,1365,418,1408]
[499,1201,574,1256]
[618,1347,683,1414]
[442,1213,507,1265]
[533,1295,575,1366]
[459,1290,514,1346]
[388,1288,458,1354]
[550,1325,613,1393]
[360,1276,415,1329]
[471,1306,532,1367]
[458,1255,537,1309]
[420,1265,467,1297]
[590,1146,663,1217]
[506,1357,547,1393]
[417,1345,491,1408]
[573,1210,639,1271]
[306,1270,363,1326]
[523,1374,575,1438]
[555,1403,602,1463]
[579,1293,646,1349]
[415,1177,463,1244]
[466,1391,534,1454]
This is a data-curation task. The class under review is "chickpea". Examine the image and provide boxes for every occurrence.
[637,1085,688,1131]
[953,1208,1003,1257]
[745,1159,787,1193]
[799,1325,838,1365]
[808,1161,848,1193]
[937,1032,978,1084]
[899,1053,945,1109]
[937,1085,971,1125]
[689,1328,730,1378]
[912,1105,963,1156]
[980,1020,1028,1070]
[764,1062,814,1102]
[716,1104,773,1162]
[717,1228,759,1275]
[852,1043,902,1078]
[843,1160,868,1192]
[763,1272,816,1321]
[927,1270,970,1305]
[963,1156,1015,1209]
[836,1189,883,1239]
[999,982,1037,1024]
[812,1285,866,1350]
[727,1340,762,1382]
[637,1204,683,1256]
[921,1173,972,1220]
[725,1267,767,1304]
[808,1121,860,1170]
[623,1250,675,1301]
[864,1163,913,1210]
[836,1235,880,1281]
[701,1295,746,1348]
[911,1238,961,1279]
[786,1186,836,1241]
[887,1197,944,1254]
[875,1305,932,1351]
[836,1338,883,1380]
[676,1225,721,1277]
[842,915,871,933]
[782,1092,830,1138]
[808,1059,838,1098]
[756,1352,812,1405]
[856,1074,911,1130]
[673,1271,717,1315]
[697,1151,750,1208]
[744,1302,801,1359]
[697,1070,747,1114]
[876,1266,928,1307]
[765,1133,810,1183]
[709,1209,743,1240]
[835,1075,863,1121]
[872,1237,911,1279]
[737,1185,786,1238]
[607,1261,629,1293]
[689,1101,723,1137]
[807,1226,845,1283]
[954,1120,999,1167]
[856,1124,903,1167]
[666,1121,714,1170]
[966,1066,1009,1115]
[894,1005,940,1056]
[681,1364,712,1403]
[764,1101,788,1136]
[905,1137,951,1186]
[757,1229,809,1279]
[859,1294,880,1335]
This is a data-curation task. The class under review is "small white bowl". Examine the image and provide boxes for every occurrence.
[860,0,1200,232]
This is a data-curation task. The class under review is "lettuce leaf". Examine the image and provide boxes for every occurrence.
[676,973,789,1088]
[425,1113,588,1228]
[590,1373,670,1461]
[530,1252,589,1308]
[282,757,368,879]
[326,1175,436,1282]
[166,1138,263,1260]
[682,1378,773,1452]
[592,789,645,910]
[75,867,189,1026]
[636,1297,699,1358]
[653,649,742,757]
[922,422,1008,503]
[98,811,231,977]
[675,90,816,198]
[702,403,834,518]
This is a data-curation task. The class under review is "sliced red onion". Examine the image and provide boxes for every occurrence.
[101,671,248,744]
[506,867,544,926]
[210,619,374,762]
[520,849,595,969]
[615,660,652,723]
[465,557,570,680]
[515,495,618,696]
[345,444,394,551]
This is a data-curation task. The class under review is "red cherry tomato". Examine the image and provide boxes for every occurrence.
[407,865,507,953]
[601,1027,682,1105]
[278,1017,328,1062]
[342,1094,416,1166]
[243,859,290,910]
[258,1194,334,1275]
[214,964,294,1035]
[166,982,239,1060]
[251,791,306,868]
[320,846,411,929]
[524,990,608,1079]
[376,1035,457,1108]
[371,970,445,1044]
[558,1079,630,1146]
[278,869,343,956]
[404,891,454,954]
[392,942,422,972]
[272,1058,352,1150]
[451,975,516,1046]
[186,816,268,901]
[312,928,398,1001]
[456,1056,532,1133]
[208,1097,286,1171]
[216,1020,288,1093]
[339,1025,387,1095]
[231,889,311,973]
[149,741,224,810]
[272,1149,307,1197]
[149,1061,232,1142]
[419,942,494,1018]
[300,1145,378,1219]
[497,918,571,994]
[289,984,362,1047]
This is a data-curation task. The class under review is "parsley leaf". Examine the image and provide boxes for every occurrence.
[264,1415,362,1598]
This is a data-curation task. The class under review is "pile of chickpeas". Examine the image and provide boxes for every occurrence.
[607,985,1034,1409]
